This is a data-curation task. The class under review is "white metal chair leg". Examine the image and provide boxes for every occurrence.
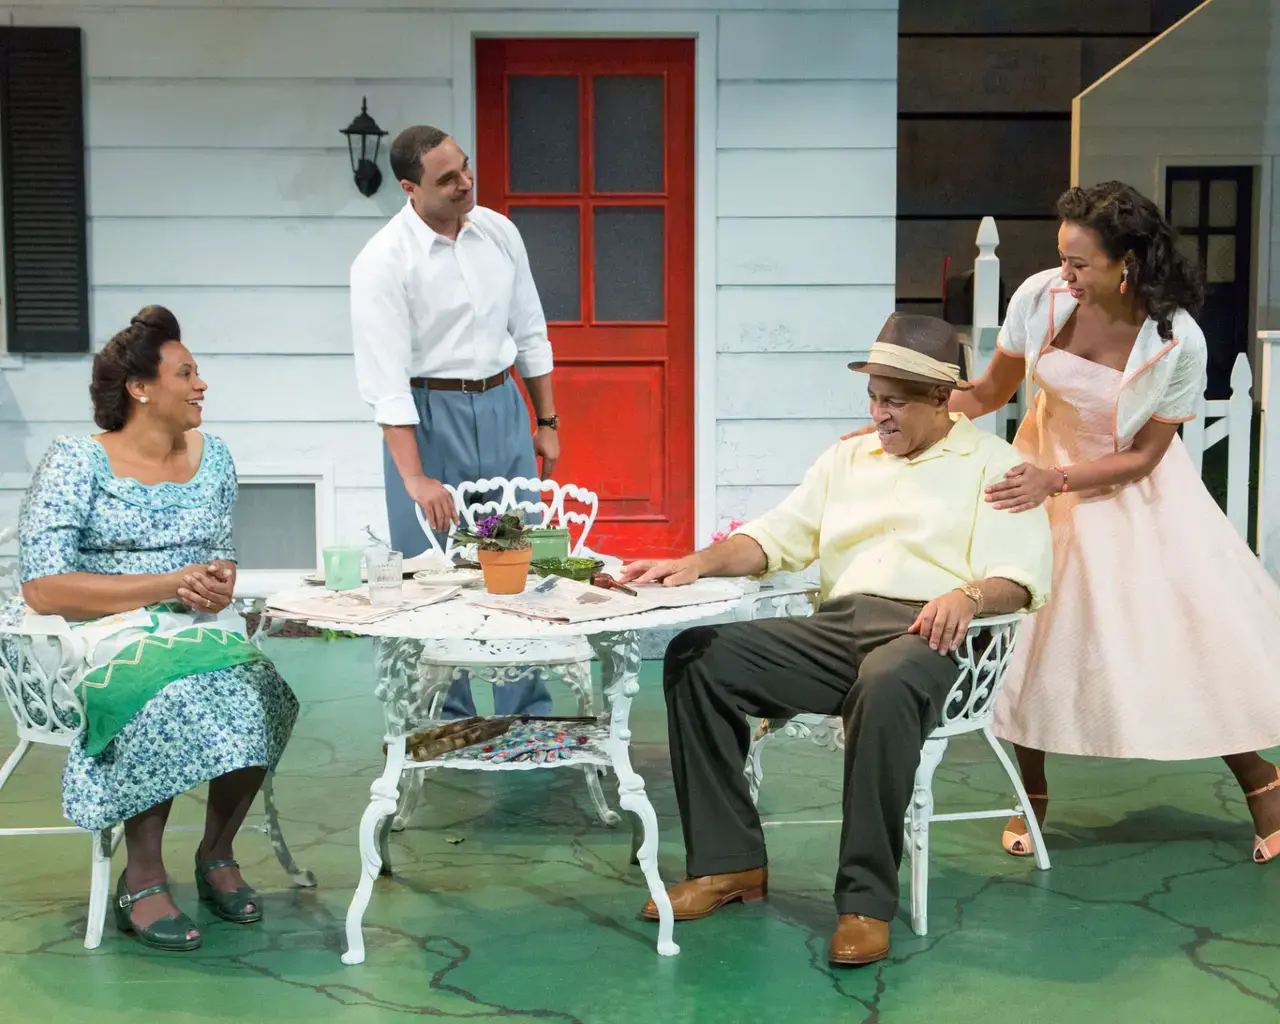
[0,738,31,793]
[908,737,947,936]
[260,770,317,887]
[84,826,117,950]
[745,732,770,806]
[392,768,425,833]
[982,726,1051,870]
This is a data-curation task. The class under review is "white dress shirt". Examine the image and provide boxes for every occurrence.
[349,201,554,426]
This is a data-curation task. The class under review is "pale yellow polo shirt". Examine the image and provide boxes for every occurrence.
[733,415,1052,610]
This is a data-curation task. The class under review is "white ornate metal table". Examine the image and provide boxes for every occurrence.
[255,579,760,965]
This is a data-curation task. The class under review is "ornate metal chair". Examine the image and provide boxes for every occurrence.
[745,610,1049,936]
[0,543,314,949]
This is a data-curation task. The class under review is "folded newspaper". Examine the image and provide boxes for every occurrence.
[265,582,462,625]
[469,575,743,624]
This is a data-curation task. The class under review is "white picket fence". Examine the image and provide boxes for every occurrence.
[965,217,1254,542]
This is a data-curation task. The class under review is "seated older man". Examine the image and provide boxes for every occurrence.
[620,313,1052,966]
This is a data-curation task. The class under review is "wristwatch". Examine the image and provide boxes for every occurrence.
[957,582,985,616]
[536,415,560,430]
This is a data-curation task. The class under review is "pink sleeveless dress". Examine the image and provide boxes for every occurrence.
[992,348,1280,759]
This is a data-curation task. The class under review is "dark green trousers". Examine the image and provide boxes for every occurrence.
[663,594,958,922]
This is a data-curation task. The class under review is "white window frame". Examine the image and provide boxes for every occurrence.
[233,461,335,571]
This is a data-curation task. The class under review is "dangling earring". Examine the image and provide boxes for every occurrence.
[1120,266,1130,295]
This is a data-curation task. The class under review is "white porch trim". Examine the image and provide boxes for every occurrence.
[235,460,337,568]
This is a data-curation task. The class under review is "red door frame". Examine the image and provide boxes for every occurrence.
[475,38,695,558]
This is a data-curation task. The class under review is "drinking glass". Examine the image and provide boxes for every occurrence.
[367,548,404,607]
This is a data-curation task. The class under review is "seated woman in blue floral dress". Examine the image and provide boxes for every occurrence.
[14,306,299,951]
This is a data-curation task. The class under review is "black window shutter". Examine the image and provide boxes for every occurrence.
[0,27,88,354]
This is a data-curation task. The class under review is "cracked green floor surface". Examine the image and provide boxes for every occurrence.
[2,637,1278,1023]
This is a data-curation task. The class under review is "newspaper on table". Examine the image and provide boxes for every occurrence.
[265,582,462,625]
[468,575,744,625]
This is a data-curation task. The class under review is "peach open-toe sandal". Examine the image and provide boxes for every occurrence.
[1002,794,1047,857]
[1246,768,1280,864]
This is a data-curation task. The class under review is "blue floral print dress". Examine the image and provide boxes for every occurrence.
[9,434,299,831]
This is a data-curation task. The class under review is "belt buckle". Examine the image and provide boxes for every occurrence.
[460,378,481,394]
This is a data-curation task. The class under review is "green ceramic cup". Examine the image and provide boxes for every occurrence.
[528,526,571,561]
[322,545,364,591]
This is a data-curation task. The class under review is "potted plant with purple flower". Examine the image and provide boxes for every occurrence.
[454,512,533,594]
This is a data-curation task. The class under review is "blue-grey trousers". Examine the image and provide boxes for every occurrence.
[383,376,552,719]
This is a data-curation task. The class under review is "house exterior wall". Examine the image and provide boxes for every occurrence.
[0,0,898,563]
[1073,0,1279,338]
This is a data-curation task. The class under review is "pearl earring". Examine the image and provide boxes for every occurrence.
[137,396,149,404]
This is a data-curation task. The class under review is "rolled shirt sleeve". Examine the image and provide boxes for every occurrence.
[732,444,836,575]
[350,248,419,427]
[494,214,554,380]
[967,449,1053,612]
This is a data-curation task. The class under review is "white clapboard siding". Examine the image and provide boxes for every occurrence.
[1,356,367,424]
[717,485,796,523]
[88,81,452,150]
[5,421,386,491]
[717,286,895,352]
[88,150,403,221]
[717,149,896,218]
[4,0,897,9]
[336,486,393,544]
[12,8,455,79]
[717,11,898,80]
[718,419,864,486]
[91,220,377,288]
[91,287,355,354]
[718,218,896,286]
[717,81,897,150]
[0,2,900,550]
[717,353,872,420]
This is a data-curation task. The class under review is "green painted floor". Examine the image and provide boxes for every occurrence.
[2,636,1278,1023]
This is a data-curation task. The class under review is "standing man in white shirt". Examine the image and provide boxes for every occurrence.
[350,124,560,719]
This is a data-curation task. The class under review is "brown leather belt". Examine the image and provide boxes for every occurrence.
[409,368,510,394]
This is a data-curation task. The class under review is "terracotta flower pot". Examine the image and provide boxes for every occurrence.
[477,546,533,594]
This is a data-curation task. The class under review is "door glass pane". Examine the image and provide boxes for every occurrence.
[509,206,581,321]
[1169,180,1200,228]
[1206,235,1236,283]
[593,76,664,193]
[593,206,664,321]
[1208,179,1238,228]
[508,75,579,193]
[1175,234,1201,270]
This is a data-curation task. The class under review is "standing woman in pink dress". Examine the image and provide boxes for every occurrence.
[951,181,1280,863]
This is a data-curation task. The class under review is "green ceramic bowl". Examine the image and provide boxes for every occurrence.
[531,556,604,582]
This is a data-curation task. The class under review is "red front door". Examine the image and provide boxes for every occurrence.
[476,38,695,559]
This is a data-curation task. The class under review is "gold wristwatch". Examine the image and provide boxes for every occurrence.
[957,582,985,616]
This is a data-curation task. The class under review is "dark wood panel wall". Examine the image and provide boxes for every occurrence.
[896,0,1203,317]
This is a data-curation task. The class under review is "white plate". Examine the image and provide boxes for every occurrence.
[413,568,484,587]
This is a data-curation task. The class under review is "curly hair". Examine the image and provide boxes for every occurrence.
[89,305,182,431]
[1056,181,1205,340]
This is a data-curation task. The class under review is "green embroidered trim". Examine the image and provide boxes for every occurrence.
[79,626,266,757]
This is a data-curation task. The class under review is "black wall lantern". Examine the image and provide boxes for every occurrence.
[341,97,388,197]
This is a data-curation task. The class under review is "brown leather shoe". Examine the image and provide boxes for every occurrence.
[827,914,890,966]
[639,868,767,921]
